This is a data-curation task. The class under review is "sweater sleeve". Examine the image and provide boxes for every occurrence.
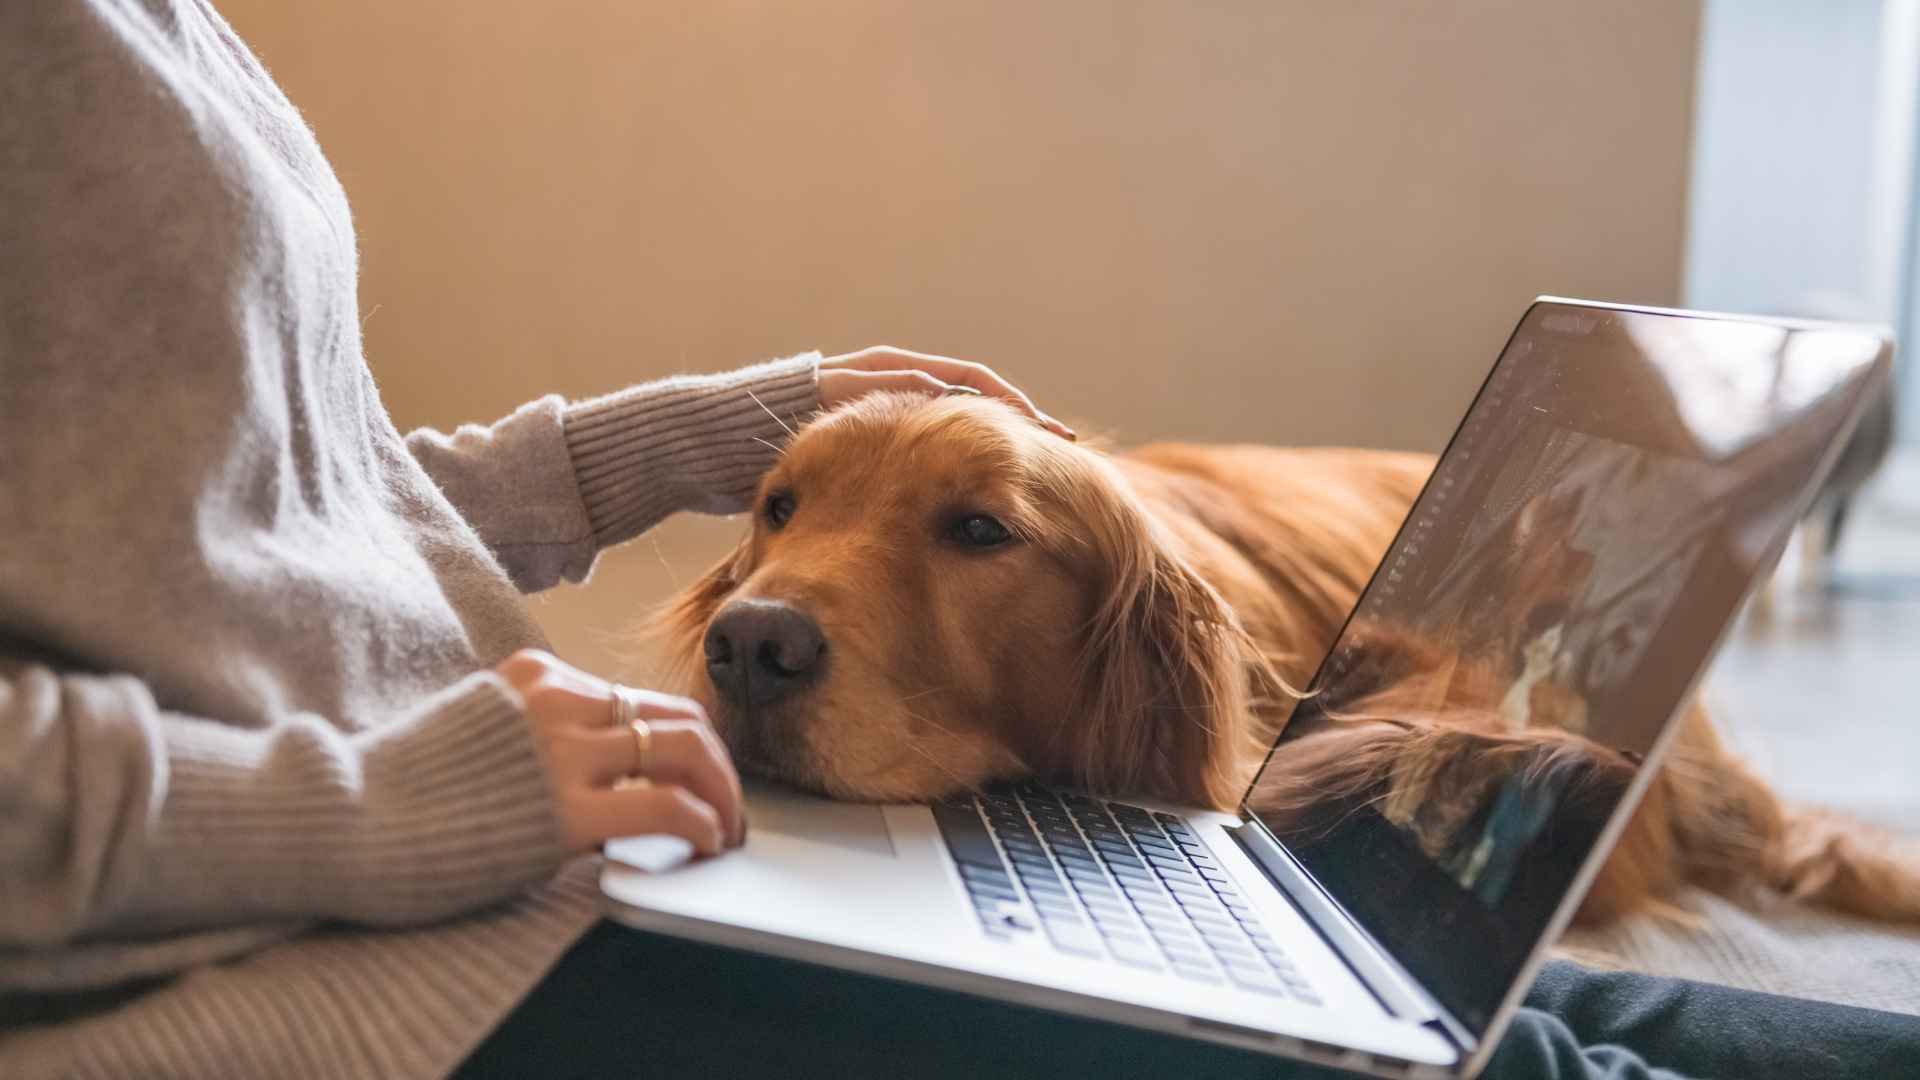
[0,662,568,958]
[402,355,820,593]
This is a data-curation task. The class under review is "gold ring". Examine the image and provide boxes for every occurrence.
[628,718,653,778]
[609,684,635,727]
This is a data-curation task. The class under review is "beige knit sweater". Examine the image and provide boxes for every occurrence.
[0,1,819,1074]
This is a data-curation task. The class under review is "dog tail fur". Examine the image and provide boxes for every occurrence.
[1593,709,1920,925]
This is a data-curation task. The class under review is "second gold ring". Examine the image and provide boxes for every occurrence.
[628,718,653,778]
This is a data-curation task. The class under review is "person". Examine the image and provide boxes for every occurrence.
[5,3,1919,1078]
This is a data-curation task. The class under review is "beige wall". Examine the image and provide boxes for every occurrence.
[222,1,1702,675]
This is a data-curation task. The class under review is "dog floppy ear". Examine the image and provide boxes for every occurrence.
[653,537,752,694]
[1048,458,1256,810]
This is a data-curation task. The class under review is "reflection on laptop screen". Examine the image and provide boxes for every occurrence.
[1246,302,1887,1035]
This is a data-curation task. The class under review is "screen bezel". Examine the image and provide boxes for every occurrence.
[1237,297,1892,1056]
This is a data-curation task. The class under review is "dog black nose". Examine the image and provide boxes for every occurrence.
[704,599,827,707]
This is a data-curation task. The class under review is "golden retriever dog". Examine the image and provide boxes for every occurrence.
[660,393,1920,927]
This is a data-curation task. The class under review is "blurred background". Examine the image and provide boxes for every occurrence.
[222,0,1917,709]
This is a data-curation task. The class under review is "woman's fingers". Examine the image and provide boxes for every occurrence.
[610,686,710,724]
[820,347,1076,440]
[639,724,745,848]
[498,649,747,853]
[555,720,745,846]
[818,367,947,405]
[500,650,710,733]
[567,783,728,856]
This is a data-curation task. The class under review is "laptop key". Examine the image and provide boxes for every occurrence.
[1247,937,1285,958]
[968,882,1019,904]
[932,800,1007,871]
[1152,864,1202,885]
[983,911,1037,933]
[1180,893,1231,915]
[1163,879,1212,900]
[1137,910,1189,932]
[1248,942,1285,963]
[1186,908,1237,930]
[959,864,1014,888]
[1170,962,1222,983]
[1227,969,1289,996]
[1129,891,1176,910]
[1221,956,1271,979]
[1152,932,1205,956]
[1109,942,1165,971]
[1195,926,1244,950]
[1209,940,1261,964]
[1046,923,1106,957]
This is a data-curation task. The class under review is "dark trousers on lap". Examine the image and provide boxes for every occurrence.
[457,921,1920,1080]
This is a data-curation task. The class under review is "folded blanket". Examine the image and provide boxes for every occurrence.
[1563,888,1920,1016]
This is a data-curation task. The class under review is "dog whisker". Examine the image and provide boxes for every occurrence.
[745,388,798,439]
[900,704,964,741]
[904,739,971,791]
[897,685,955,706]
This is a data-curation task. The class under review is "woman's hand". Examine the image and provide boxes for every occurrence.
[495,649,746,856]
[818,346,1075,440]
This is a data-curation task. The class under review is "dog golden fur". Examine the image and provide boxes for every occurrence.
[661,393,1920,927]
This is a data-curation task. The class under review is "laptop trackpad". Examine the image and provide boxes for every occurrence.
[746,779,897,858]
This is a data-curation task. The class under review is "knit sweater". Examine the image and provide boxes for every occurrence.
[0,1,820,1074]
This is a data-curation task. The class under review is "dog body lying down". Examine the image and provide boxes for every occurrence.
[664,394,1920,927]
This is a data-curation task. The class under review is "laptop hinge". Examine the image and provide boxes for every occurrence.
[1229,821,1476,1060]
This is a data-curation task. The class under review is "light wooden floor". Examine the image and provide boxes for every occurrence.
[1707,448,1920,836]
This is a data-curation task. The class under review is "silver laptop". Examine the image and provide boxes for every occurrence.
[602,298,1892,1078]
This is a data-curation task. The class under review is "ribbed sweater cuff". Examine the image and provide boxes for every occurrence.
[143,675,568,930]
[562,353,820,549]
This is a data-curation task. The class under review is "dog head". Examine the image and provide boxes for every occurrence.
[659,394,1257,806]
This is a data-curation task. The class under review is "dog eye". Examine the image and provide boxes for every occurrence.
[765,491,796,529]
[948,513,1013,548]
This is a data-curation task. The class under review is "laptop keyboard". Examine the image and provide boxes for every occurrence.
[932,783,1322,1003]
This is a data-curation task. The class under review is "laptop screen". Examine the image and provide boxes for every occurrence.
[1244,300,1889,1036]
